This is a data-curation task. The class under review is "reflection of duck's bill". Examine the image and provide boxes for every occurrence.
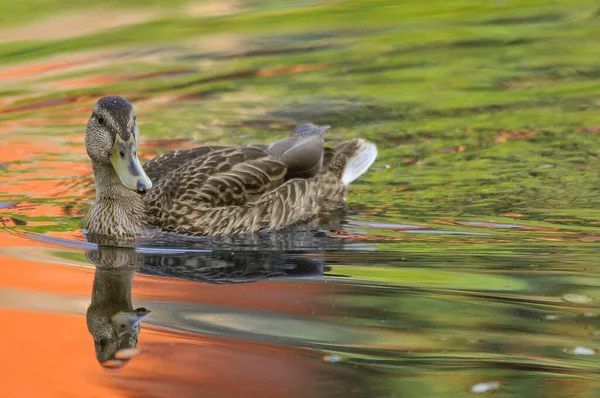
[135,307,152,319]
[111,308,152,336]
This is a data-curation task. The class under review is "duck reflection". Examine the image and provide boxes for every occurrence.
[86,246,149,368]
[84,225,347,367]
[139,241,329,284]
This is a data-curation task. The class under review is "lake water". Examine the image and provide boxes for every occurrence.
[1,1,600,397]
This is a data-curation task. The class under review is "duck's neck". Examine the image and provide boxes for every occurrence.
[90,266,136,310]
[83,162,146,238]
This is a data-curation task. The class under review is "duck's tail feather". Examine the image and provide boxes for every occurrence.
[341,139,377,184]
[331,139,377,185]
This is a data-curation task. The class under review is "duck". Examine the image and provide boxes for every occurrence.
[81,96,377,239]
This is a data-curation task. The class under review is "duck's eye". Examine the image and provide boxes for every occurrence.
[119,151,125,159]
[97,115,105,125]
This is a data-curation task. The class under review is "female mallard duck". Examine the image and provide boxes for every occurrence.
[82,96,377,238]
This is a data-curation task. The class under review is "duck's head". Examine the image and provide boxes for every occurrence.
[85,96,152,194]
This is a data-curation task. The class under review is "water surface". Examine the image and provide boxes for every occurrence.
[2,1,600,397]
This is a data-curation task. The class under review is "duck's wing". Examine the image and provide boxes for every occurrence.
[252,123,328,179]
[144,146,287,218]
[144,143,330,236]
[175,146,288,206]
[143,123,337,236]
[142,146,228,183]
[143,123,328,184]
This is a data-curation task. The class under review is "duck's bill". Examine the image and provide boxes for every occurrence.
[111,135,152,193]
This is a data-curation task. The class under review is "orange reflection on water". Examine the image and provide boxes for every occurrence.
[0,307,349,398]
[0,136,92,214]
[0,56,100,81]
[0,136,83,162]
[54,75,123,88]
[0,310,125,398]
[109,328,348,398]
[0,229,353,398]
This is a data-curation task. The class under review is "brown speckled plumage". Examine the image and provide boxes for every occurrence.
[140,140,365,236]
[83,96,377,239]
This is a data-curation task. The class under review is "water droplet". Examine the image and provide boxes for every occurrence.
[563,294,593,304]
[323,354,341,363]
[573,346,595,356]
[471,381,499,393]
[545,315,558,320]
[115,347,142,359]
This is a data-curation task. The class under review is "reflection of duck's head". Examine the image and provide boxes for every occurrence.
[85,246,151,368]
[87,306,151,368]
